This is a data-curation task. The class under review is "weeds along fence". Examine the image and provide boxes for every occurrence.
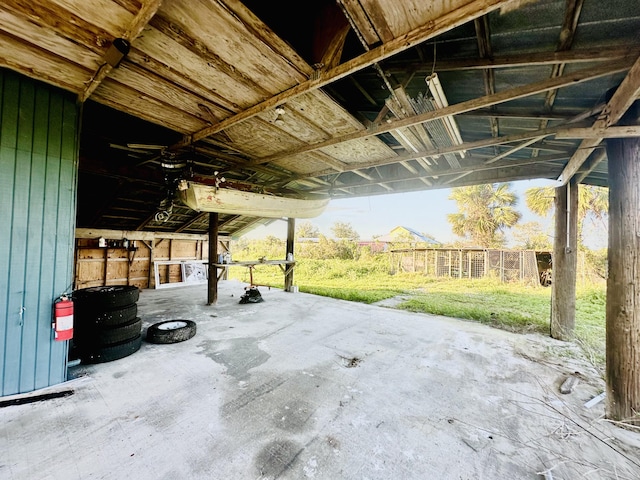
[389,248,548,286]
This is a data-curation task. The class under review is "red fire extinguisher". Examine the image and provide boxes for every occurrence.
[53,295,74,341]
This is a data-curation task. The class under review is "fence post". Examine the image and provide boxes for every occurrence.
[520,251,524,282]
[484,250,488,278]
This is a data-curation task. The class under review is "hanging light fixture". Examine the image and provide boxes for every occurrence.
[426,73,466,157]
[274,105,286,125]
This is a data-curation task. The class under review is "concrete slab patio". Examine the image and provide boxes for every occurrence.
[2,280,639,479]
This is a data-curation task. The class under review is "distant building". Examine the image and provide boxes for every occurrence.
[357,240,386,253]
[359,226,441,252]
[376,226,441,246]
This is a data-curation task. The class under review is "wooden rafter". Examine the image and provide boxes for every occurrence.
[251,58,633,167]
[555,126,640,139]
[474,15,499,142]
[559,54,640,184]
[302,122,590,179]
[394,45,640,74]
[175,212,208,233]
[79,0,162,102]
[309,153,569,193]
[533,0,585,157]
[170,0,519,149]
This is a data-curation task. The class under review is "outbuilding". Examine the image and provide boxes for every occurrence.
[1,0,638,425]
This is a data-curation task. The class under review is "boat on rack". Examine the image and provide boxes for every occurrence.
[178,181,330,218]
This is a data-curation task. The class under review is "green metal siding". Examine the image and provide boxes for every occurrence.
[0,69,79,396]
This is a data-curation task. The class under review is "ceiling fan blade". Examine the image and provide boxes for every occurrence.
[109,143,150,154]
[127,143,167,150]
[135,153,162,167]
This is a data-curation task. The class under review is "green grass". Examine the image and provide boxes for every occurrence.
[397,279,552,334]
[227,257,606,370]
[574,286,607,369]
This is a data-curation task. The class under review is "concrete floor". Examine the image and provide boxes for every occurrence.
[2,280,640,479]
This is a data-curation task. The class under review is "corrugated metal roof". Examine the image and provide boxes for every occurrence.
[0,0,637,236]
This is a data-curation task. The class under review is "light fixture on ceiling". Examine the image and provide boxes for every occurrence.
[425,73,466,157]
[104,38,130,68]
[274,105,286,125]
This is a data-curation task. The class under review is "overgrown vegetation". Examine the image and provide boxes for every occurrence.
[229,237,607,370]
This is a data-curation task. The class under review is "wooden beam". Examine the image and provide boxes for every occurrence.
[551,180,578,340]
[284,218,295,292]
[393,45,640,73]
[555,126,640,139]
[171,0,518,149]
[484,137,544,164]
[559,54,640,184]
[79,0,162,102]
[253,58,632,167]
[574,150,606,184]
[312,3,350,69]
[459,108,587,120]
[75,228,215,241]
[309,153,568,192]
[301,121,589,179]
[207,213,218,305]
[558,0,585,50]
[605,132,640,425]
[175,212,209,233]
[474,15,499,143]
[534,0,584,157]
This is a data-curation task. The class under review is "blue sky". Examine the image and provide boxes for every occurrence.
[244,178,572,245]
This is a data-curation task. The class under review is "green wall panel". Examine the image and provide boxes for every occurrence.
[0,68,79,396]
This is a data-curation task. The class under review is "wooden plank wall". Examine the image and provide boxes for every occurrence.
[75,234,229,289]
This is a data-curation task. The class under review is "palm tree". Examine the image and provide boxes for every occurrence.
[447,183,521,248]
[525,185,608,247]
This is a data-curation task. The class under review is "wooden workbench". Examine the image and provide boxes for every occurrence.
[212,259,296,287]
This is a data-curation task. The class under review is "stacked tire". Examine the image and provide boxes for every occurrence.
[71,286,142,364]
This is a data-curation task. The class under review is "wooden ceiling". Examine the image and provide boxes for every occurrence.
[1,0,639,236]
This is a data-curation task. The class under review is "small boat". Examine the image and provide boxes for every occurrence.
[178,181,330,218]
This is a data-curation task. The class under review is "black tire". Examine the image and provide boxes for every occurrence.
[94,318,142,346]
[75,303,138,328]
[146,320,196,344]
[82,335,142,364]
[73,286,140,310]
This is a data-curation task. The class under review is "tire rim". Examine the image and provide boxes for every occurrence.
[157,321,188,330]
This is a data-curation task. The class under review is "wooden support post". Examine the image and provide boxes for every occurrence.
[207,213,218,305]
[605,103,640,425]
[103,247,109,286]
[285,218,295,292]
[146,239,155,289]
[550,180,578,340]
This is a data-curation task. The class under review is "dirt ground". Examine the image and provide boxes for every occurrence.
[1,280,639,479]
